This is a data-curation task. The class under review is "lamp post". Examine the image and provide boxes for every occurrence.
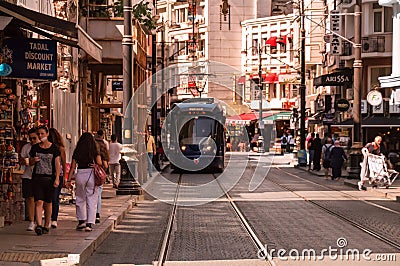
[241,45,265,153]
[257,44,264,153]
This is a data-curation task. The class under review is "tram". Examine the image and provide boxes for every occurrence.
[165,98,226,172]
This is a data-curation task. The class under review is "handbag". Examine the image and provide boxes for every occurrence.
[93,164,107,186]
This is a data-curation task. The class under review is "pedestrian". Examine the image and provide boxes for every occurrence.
[48,128,67,229]
[20,128,40,231]
[286,130,293,153]
[109,134,122,188]
[312,133,322,171]
[146,129,156,177]
[96,129,109,150]
[280,133,288,155]
[329,140,347,180]
[67,132,102,231]
[321,138,334,179]
[29,125,61,235]
[94,132,109,224]
[307,132,315,170]
[359,135,382,190]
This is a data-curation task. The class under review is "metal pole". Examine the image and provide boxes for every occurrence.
[258,44,264,153]
[298,0,307,165]
[151,34,157,139]
[353,0,362,143]
[122,0,133,142]
[347,0,364,178]
[161,22,165,118]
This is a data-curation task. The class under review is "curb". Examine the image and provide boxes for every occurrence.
[32,195,141,266]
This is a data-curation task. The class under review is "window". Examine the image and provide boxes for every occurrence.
[373,3,393,33]
[174,8,187,23]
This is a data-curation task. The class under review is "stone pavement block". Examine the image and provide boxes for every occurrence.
[0,184,140,266]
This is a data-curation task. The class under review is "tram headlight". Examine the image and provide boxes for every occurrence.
[181,145,187,151]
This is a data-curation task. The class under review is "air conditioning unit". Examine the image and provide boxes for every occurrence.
[372,100,389,114]
[389,102,400,114]
[362,37,377,53]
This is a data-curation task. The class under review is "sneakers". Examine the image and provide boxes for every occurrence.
[85,224,93,232]
[358,181,367,191]
[51,221,57,228]
[27,221,35,231]
[35,226,43,236]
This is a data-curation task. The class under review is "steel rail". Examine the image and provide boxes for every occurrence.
[214,174,275,266]
[272,168,400,251]
[156,174,182,266]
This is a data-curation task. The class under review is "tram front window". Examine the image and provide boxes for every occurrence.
[180,117,214,145]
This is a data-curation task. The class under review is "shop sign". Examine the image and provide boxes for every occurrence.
[323,113,335,125]
[367,90,382,106]
[112,81,123,91]
[313,70,352,86]
[330,10,342,55]
[336,99,350,112]
[4,38,57,80]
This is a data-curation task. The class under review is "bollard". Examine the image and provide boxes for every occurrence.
[116,147,143,195]
[348,153,363,179]
[257,136,264,153]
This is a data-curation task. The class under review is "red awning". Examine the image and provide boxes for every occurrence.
[265,36,277,46]
[264,73,279,84]
[277,35,287,45]
[226,112,278,122]
[238,76,245,85]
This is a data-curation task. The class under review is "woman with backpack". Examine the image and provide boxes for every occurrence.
[67,132,102,231]
[322,138,334,179]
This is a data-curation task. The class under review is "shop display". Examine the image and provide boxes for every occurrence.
[0,82,24,224]
[100,112,113,141]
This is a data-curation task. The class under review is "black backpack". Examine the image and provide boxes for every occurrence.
[324,144,333,160]
[282,136,287,144]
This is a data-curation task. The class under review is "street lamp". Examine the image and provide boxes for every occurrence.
[241,44,265,153]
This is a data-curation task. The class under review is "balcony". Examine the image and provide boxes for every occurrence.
[361,36,385,53]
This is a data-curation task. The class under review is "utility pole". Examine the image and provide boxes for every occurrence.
[299,0,307,166]
[348,0,364,177]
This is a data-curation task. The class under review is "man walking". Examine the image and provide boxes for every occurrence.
[146,129,156,177]
[109,134,122,188]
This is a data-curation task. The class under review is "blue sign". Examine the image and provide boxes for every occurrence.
[4,38,57,80]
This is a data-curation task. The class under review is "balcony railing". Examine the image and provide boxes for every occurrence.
[361,36,385,53]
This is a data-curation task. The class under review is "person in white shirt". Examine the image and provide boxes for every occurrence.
[20,128,40,231]
[109,134,123,188]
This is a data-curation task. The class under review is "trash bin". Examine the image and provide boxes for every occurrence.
[297,149,307,166]
[348,153,363,179]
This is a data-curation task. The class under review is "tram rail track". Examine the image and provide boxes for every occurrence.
[272,167,400,251]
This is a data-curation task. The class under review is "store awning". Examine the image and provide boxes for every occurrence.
[263,111,291,121]
[332,117,400,128]
[226,111,278,123]
[264,73,279,84]
[0,1,102,62]
[265,36,277,46]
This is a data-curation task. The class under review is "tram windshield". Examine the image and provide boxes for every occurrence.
[179,117,215,145]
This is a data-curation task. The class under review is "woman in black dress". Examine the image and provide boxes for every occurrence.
[329,140,347,180]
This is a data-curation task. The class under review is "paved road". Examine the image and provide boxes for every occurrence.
[84,153,400,265]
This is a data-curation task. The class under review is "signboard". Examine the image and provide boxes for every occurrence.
[361,100,368,114]
[112,81,123,91]
[4,38,57,80]
[314,70,353,86]
[330,10,342,55]
[367,90,383,106]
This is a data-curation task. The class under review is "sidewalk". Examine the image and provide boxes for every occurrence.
[295,164,400,202]
[0,184,141,266]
